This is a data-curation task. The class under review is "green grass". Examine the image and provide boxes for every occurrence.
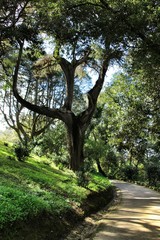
[88,173,110,192]
[0,141,111,230]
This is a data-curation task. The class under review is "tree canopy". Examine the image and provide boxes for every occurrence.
[1,0,160,171]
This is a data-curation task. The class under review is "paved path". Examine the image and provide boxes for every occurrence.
[91,180,160,240]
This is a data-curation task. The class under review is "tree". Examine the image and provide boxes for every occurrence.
[6,0,159,171]
[96,69,160,183]
[11,0,125,171]
[101,74,150,163]
[100,0,160,98]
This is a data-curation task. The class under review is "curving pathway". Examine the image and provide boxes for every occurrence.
[91,180,160,240]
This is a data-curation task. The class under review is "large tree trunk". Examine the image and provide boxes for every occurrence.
[67,118,85,171]
[12,41,111,172]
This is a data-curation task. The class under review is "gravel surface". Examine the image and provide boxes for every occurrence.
[65,180,160,240]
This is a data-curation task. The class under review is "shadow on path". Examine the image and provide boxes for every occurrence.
[92,181,160,240]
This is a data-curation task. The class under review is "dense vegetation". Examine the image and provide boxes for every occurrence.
[86,72,160,190]
[0,140,112,239]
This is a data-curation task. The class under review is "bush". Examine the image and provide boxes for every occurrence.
[75,160,94,187]
[76,170,89,187]
[145,156,160,187]
[121,165,138,181]
[14,143,30,162]
[146,164,160,186]
[4,142,8,147]
[53,153,69,169]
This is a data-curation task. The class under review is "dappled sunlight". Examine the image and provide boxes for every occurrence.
[0,149,12,157]
[91,181,160,240]
[93,215,160,240]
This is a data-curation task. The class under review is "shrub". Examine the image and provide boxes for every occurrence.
[121,165,138,181]
[14,143,30,162]
[76,160,94,187]
[4,142,8,147]
[146,164,160,186]
[53,153,69,169]
[76,170,89,187]
[145,156,160,187]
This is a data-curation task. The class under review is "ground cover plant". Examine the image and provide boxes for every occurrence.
[0,140,112,239]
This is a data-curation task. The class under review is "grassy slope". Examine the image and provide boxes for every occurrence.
[0,141,112,239]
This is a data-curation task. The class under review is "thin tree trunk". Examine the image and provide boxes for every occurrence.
[96,159,107,177]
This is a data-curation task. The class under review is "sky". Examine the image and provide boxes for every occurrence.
[105,64,121,86]
[90,64,122,86]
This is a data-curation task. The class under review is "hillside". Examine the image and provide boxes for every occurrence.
[0,141,113,240]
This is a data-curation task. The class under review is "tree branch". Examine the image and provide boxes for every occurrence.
[78,57,109,130]
[12,42,71,123]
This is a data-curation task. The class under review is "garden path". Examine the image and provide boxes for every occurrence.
[65,180,160,240]
[90,180,160,240]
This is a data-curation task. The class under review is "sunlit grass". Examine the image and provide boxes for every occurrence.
[88,173,111,192]
[0,140,111,230]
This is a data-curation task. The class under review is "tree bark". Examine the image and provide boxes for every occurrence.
[66,116,85,171]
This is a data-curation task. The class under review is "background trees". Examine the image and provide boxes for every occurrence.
[86,70,160,186]
[0,0,159,175]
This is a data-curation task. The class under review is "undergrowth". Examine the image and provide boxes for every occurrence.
[0,141,111,230]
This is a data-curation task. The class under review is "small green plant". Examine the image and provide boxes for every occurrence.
[53,153,69,169]
[4,142,9,147]
[76,161,93,187]
[88,172,110,192]
[14,143,30,162]
[76,170,89,187]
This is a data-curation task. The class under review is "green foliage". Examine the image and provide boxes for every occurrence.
[76,170,89,188]
[104,150,118,178]
[34,122,69,168]
[120,165,139,181]
[0,141,111,230]
[1,0,159,182]
[75,159,94,187]
[87,173,111,192]
[145,156,160,187]
[53,154,69,170]
[14,142,30,162]
[2,0,159,174]
[146,165,160,187]
[92,71,160,190]
[0,186,50,228]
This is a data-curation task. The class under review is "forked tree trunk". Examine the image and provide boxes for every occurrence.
[12,41,110,172]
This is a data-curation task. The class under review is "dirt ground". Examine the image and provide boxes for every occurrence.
[65,180,160,240]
